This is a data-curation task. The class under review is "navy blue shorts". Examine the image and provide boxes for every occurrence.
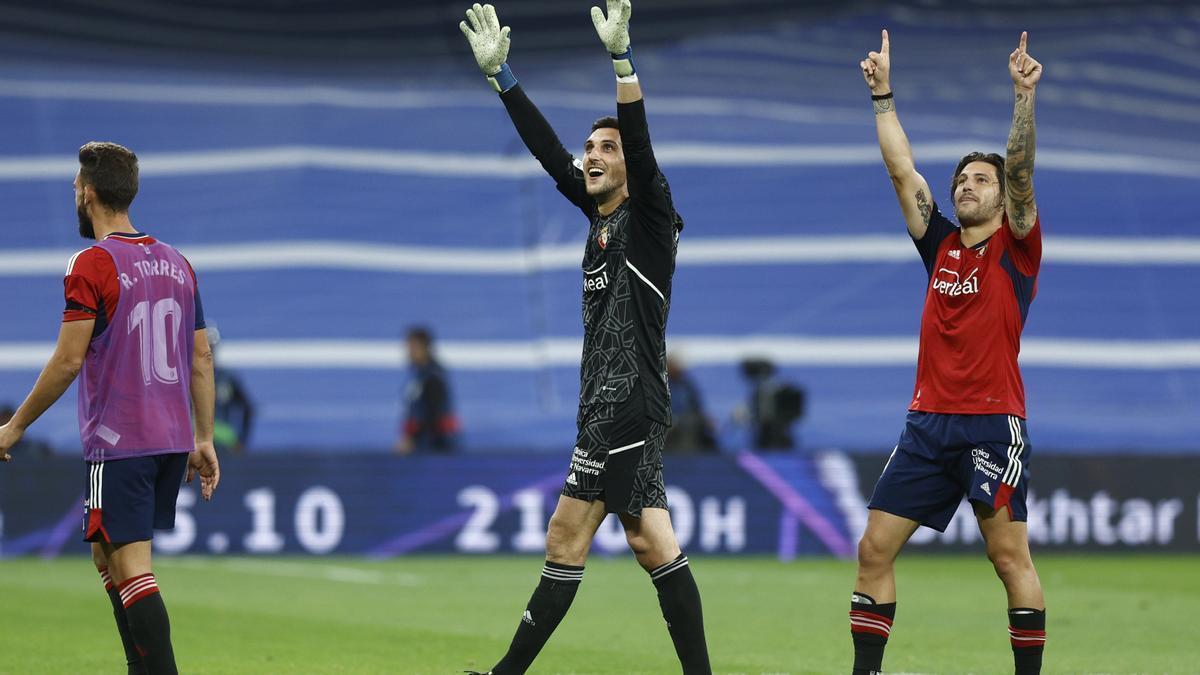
[868,411,1031,532]
[83,453,188,544]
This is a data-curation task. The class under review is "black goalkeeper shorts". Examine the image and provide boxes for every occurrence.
[561,402,668,517]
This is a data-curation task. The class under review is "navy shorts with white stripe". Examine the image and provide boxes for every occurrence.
[867,411,1032,532]
[84,453,189,544]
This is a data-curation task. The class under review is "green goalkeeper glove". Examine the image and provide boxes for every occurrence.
[459,3,517,93]
[590,0,635,78]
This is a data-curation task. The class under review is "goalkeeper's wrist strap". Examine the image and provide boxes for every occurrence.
[488,63,518,94]
[611,47,636,81]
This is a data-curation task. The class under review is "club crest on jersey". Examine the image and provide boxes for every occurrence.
[597,224,610,249]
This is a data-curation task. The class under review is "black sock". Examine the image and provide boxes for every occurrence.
[1009,607,1046,675]
[118,574,177,675]
[491,561,584,675]
[100,568,146,675]
[850,591,895,675]
[649,554,711,675]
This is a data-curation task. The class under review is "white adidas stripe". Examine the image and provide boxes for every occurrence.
[1001,417,1016,486]
[64,249,85,277]
[1002,416,1025,487]
[88,463,105,510]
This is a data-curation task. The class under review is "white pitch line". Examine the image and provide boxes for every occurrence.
[0,235,1196,278]
[164,557,423,586]
[3,336,1199,370]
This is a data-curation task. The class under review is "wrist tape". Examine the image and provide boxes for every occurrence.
[488,63,518,93]
[611,47,635,79]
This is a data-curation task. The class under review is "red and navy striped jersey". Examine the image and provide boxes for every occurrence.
[910,205,1042,418]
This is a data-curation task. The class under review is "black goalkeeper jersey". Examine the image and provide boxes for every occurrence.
[501,86,683,427]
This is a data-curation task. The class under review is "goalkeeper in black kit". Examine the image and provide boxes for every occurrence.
[459,2,711,673]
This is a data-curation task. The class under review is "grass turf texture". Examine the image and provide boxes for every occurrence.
[0,554,1193,674]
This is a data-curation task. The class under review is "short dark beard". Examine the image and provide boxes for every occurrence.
[955,196,1003,228]
[77,202,95,239]
[588,179,626,209]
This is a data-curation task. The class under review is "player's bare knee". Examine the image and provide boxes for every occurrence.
[857,533,894,571]
[544,518,588,565]
[627,535,673,570]
[987,545,1032,583]
[625,530,651,557]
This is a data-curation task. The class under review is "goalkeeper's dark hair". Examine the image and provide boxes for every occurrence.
[78,141,139,212]
[951,152,1005,202]
[591,116,619,132]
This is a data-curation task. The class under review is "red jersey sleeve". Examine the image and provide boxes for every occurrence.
[63,247,116,323]
[1006,215,1042,277]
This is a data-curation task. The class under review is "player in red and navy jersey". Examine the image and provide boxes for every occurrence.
[847,32,1047,674]
[0,142,219,674]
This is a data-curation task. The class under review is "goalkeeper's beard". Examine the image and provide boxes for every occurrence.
[586,175,625,204]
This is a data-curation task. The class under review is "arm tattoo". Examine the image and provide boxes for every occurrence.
[1005,91,1037,234]
[915,188,932,226]
[873,97,894,115]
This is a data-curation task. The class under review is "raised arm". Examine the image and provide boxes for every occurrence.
[460,3,590,211]
[592,0,674,222]
[592,0,639,105]
[1005,32,1042,239]
[861,30,935,240]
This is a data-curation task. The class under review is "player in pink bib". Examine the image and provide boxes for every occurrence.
[0,142,220,674]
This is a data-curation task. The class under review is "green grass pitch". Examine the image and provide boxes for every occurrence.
[0,554,1194,674]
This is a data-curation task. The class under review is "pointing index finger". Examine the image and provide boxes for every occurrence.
[1019,31,1027,53]
[881,29,890,54]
